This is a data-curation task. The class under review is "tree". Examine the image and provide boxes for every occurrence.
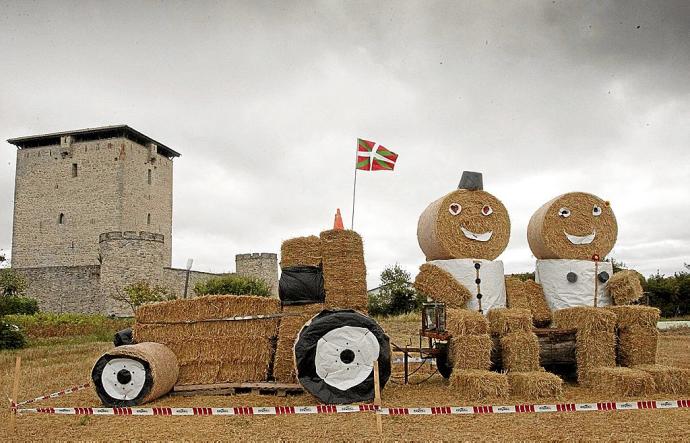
[368,264,421,316]
[111,281,176,314]
[0,268,27,297]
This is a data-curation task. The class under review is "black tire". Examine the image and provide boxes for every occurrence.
[91,354,153,407]
[294,309,391,404]
[113,328,133,347]
[435,343,452,379]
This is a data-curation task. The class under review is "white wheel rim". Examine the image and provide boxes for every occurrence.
[315,326,380,391]
[101,358,147,400]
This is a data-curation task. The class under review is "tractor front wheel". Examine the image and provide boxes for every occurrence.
[435,343,452,379]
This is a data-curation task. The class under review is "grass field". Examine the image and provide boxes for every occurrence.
[1,317,689,441]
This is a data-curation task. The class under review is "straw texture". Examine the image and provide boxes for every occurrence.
[446,308,489,336]
[414,263,472,309]
[134,295,281,384]
[488,308,532,335]
[507,371,563,399]
[575,330,617,382]
[448,334,493,370]
[605,305,660,329]
[417,189,510,261]
[504,277,552,327]
[527,192,617,260]
[553,307,617,335]
[103,342,179,403]
[280,235,322,269]
[634,365,690,394]
[449,370,509,400]
[581,367,656,396]
[618,325,658,366]
[607,270,644,305]
[273,304,324,383]
[319,229,368,313]
[500,332,541,372]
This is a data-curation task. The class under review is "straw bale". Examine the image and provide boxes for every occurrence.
[449,370,509,400]
[527,192,617,260]
[605,305,660,329]
[575,330,616,382]
[500,332,540,372]
[582,367,656,396]
[634,365,690,395]
[319,229,368,313]
[507,371,563,399]
[414,263,472,309]
[488,308,532,335]
[177,361,221,385]
[504,277,552,327]
[607,270,644,305]
[136,295,280,323]
[280,235,322,268]
[445,308,489,336]
[273,304,324,383]
[618,325,658,366]
[104,342,179,403]
[448,334,493,370]
[417,189,511,261]
[553,307,616,334]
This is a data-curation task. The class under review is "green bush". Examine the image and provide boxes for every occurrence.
[4,313,132,342]
[0,268,27,297]
[194,274,271,297]
[368,264,423,317]
[110,281,176,314]
[0,296,39,315]
[0,319,26,349]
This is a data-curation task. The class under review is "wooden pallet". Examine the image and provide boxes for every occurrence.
[172,382,304,397]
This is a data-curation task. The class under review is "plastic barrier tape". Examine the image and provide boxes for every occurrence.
[16,400,689,417]
[16,383,90,406]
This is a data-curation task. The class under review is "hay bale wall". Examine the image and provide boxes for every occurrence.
[500,332,541,372]
[527,192,617,260]
[605,305,660,329]
[449,334,493,370]
[488,308,532,335]
[618,325,658,366]
[319,229,368,313]
[553,307,617,335]
[504,277,552,327]
[273,304,325,383]
[417,189,510,261]
[134,295,281,385]
[414,263,472,309]
[280,236,322,268]
[607,270,644,305]
[446,308,489,336]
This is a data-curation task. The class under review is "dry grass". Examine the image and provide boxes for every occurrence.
[1,319,690,441]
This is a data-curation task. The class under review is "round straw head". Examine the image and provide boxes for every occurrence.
[527,192,617,260]
[418,189,510,260]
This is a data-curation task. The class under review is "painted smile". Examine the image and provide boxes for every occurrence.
[461,225,493,242]
[564,229,596,245]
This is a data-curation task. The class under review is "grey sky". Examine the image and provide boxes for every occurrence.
[1,0,688,287]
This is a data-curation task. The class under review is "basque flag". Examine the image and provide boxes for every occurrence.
[356,139,398,171]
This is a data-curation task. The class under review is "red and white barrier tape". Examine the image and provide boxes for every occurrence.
[15,383,90,407]
[15,400,689,417]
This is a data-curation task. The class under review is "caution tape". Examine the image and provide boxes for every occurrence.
[15,383,90,407]
[15,400,690,417]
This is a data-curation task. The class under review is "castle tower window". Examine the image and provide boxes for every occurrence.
[58,213,65,225]
[147,213,151,225]
[72,163,78,177]
[147,169,152,185]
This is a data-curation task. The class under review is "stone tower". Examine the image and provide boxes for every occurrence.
[8,126,179,269]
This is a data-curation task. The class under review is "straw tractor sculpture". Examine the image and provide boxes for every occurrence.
[91,227,392,406]
[413,172,689,399]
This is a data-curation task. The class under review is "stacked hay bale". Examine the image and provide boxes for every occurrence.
[607,270,644,305]
[504,277,552,327]
[320,229,368,313]
[606,306,660,366]
[134,295,280,385]
[633,364,690,395]
[447,309,509,400]
[273,303,324,383]
[280,235,322,268]
[489,308,563,399]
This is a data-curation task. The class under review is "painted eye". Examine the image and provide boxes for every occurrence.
[448,203,462,216]
[592,205,602,216]
[558,207,571,218]
[481,205,493,216]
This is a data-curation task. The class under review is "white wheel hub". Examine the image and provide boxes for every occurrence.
[101,358,147,400]
[315,326,380,391]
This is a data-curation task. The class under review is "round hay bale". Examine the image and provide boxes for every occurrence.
[91,342,179,406]
[417,189,510,260]
[527,192,617,260]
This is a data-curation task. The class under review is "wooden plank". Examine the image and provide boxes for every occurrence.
[173,382,302,392]
[373,361,383,436]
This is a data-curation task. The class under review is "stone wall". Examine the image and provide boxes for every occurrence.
[11,136,173,268]
[161,267,228,298]
[235,253,279,297]
[17,265,102,314]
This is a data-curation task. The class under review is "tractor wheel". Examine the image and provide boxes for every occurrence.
[435,343,453,379]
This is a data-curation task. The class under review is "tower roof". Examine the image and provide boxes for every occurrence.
[7,125,180,158]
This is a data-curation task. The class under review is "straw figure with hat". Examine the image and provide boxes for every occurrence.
[415,171,562,400]
[527,192,689,395]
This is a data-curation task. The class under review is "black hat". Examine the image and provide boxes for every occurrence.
[458,171,483,191]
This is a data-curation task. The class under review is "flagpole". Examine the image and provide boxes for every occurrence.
[351,148,358,230]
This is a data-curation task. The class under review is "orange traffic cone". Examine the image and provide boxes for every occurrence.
[333,208,344,230]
